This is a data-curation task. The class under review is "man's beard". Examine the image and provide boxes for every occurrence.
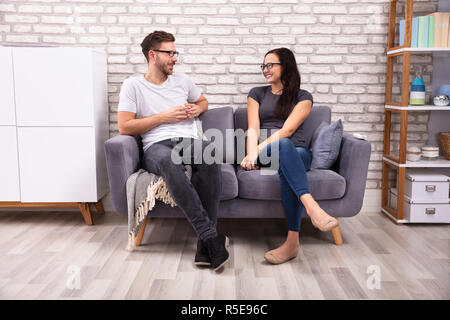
[155,56,174,76]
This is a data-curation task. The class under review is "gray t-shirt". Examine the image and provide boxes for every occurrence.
[118,73,202,152]
[248,86,314,148]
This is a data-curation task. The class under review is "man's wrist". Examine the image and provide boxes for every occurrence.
[199,102,208,114]
[155,113,165,124]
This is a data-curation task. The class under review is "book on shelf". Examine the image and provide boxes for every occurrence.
[399,19,405,46]
[430,12,449,47]
[417,16,428,48]
[412,17,419,48]
[428,14,435,47]
[398,12,449,48]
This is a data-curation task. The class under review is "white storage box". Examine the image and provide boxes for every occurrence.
[405,169,450,201]
[390,188,450,223]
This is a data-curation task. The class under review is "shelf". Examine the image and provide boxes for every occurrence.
[383,156,450,168]
[381,207,409,224]
[387,47,450,55]
[382,0,450,224]
[385,105,450,111]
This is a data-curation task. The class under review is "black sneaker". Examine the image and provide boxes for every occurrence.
[203,233,230,272]
[194,239,211,267]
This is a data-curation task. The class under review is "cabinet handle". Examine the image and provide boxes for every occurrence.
[425,185,436,192]
[425,208,436,215]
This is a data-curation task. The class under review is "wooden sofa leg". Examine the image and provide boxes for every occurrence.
[135,217,149,247]
[331,223,343,246]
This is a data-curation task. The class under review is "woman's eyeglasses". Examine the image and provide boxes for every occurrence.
[260,62,281,71]
[152,49,179,58]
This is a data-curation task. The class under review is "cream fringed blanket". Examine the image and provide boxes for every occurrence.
[126,166,192,251]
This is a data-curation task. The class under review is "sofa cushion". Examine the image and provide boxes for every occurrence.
[310,119,343,169]
[220,164,238,200]
[236,166,346,201]
[199,106,235,164]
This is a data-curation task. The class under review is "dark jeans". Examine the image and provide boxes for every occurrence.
[258,138,312,232]
[143,137,222,241]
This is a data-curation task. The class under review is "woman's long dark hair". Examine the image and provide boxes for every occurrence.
[265,48,301,120]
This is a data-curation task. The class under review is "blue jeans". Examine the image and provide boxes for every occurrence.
[258,138,312,232]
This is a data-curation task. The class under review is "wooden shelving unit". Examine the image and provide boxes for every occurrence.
[381,0,450,224]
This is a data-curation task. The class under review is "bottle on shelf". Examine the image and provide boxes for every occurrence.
[409,65,426,105]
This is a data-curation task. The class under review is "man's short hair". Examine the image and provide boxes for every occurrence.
[141,30,176,62]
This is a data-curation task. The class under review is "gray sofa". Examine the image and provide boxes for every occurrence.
[104,106,371,245]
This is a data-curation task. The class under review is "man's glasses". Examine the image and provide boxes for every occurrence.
[260,62,281,71]
[152,49,179,58]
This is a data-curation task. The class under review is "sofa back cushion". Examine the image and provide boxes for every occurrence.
[198,106,235,164]
[234,106,332,158]
[310,119,343,169]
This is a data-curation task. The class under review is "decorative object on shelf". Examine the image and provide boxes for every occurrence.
[409,65,426,105]
[421,145,440,160]
[433,94,450,106]
[407,146,422,161]
[436,85,450,106]
[439,132,450,160]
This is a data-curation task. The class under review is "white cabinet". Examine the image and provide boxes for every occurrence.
[0,46,109,222]
[0,127,20,201]
[17,127,98,202]
[13,47,95,127]
[0,47,16,126]
[0,47,19,201]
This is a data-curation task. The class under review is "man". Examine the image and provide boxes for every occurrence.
[117,30,229,271]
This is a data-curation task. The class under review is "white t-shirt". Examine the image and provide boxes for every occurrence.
[117,73,202,152]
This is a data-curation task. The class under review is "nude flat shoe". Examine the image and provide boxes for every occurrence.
[311,216,339,232]
[264,247,299,265]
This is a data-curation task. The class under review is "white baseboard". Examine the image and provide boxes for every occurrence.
[361,189,381,213]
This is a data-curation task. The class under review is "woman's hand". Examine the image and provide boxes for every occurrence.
[240,148,260,171]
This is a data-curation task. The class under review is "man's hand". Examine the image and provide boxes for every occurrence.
[185,103,202,119]
[161,105,189,123]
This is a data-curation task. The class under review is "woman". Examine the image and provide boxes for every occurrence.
[240,47,339,265]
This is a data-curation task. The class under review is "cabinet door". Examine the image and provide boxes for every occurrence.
[13,47,94,127]
[0,127,21,201]
[17,127,97,202]
[0,47,16,126]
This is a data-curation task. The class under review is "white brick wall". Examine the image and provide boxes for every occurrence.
[0,0,439,192]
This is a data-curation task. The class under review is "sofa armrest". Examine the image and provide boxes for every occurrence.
[104,134,141,216]
[333,133,371,215]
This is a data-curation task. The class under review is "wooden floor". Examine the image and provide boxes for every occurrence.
[0,209,448,300]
